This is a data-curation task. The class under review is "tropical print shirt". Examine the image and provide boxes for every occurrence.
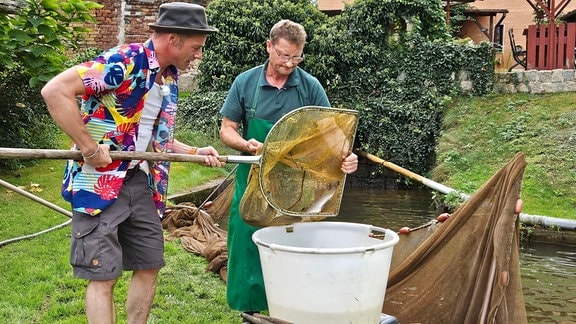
[62,39,178,217]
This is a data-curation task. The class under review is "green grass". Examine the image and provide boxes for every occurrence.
[165,128,237,192]
[0,232,239,323]
[0,131,239,323]
[434,92,576,219]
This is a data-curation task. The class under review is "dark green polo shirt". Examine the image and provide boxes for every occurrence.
[220,61,330,137]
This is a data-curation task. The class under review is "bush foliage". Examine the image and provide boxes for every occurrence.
[187,0,495,182]
[200,0,327,91]
[0,0,102,88]
[0,0,101,170]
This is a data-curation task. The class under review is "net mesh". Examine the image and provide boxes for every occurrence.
[383,152,528,323]
[240,106,359,227]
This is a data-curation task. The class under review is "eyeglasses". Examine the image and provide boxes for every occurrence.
[272,43,304,64]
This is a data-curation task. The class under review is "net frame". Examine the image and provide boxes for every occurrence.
[240,106,359,226]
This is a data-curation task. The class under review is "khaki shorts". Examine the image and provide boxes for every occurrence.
[70,169,165,280]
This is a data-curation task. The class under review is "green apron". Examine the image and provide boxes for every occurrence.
[226,83,303,311]
[226,117,272,312]
[226,82,274,311]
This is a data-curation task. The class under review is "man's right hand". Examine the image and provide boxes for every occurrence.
[82,144,112,168]
[245,138,261,155]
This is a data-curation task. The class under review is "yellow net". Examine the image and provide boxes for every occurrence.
[240,106,359,227]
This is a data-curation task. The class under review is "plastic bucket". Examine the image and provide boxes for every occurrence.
[252,221,399,324]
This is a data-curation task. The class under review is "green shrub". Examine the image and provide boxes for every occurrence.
[0,0,101,170]
[178,91,229,138]
[0,71,62,170]
[187,0,496,184]
[66,47,103,67]
[0,0,102,87]
[201,0,328,91]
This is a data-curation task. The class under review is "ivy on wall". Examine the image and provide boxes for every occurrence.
[199,0,327,91]
[187,0,496,182]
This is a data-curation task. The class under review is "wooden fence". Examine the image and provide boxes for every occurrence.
[526,23,576,70]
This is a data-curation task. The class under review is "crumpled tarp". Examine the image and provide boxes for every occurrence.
[383,152,528,323]
[163,203,229,282]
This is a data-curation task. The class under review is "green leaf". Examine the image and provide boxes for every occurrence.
[28,17,46,28]
[60,2,73,13]
[7,29,33,42]
[30,44,49,57]
[40,0,60,11]
[38,24,57,38]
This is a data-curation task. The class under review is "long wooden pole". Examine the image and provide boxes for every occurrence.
[0,178,72,217]
[0,178,72,247]
[356,150,470,200]
[0,148,259,164]
[357,150,576,230]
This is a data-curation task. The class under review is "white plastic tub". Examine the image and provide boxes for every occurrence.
[252,221,399,324]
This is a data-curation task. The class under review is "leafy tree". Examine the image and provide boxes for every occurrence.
[0,0,102,87]
[0,0,101,170]
[200,0,327,91]
[309,0,493,177]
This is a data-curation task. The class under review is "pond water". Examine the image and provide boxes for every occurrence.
[335,187,576,323]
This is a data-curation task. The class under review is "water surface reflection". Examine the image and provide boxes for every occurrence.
[521,243,576,323]
[336,187,576,323]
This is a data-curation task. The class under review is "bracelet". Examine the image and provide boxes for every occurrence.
[189,147,198,155]
[82,145,100,159]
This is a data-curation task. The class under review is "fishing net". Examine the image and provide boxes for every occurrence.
[205,178,235,225]
[240,106,359,227]
[163,203,229,281]
[383,152,528,323]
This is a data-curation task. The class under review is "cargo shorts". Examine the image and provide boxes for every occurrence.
[70,169,165,280]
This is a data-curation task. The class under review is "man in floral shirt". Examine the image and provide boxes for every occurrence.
[41,3,222,323]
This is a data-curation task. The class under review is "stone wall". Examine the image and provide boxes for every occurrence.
[454,69,576,94]
[0,0,25,14]
[493,69,576,94]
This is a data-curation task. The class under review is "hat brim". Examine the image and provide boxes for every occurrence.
[149,23,218,34]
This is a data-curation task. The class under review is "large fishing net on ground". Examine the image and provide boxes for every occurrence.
[163,203,229,281]
[383,152,528,323]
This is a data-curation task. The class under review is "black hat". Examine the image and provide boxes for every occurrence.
[149,2,217,34]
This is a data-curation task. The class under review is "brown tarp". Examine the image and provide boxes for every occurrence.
[163,203,229,282]
[383,152,528,323]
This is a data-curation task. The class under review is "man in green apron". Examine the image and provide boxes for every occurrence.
[219,19,359,316]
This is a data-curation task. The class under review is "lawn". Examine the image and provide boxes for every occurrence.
[0,131,239,323]
[434,92,576,219]
[1,91,574,322]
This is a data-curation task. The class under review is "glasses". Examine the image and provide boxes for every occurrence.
[272,44,304,64]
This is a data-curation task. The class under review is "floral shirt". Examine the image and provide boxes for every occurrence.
[62,39,178,217]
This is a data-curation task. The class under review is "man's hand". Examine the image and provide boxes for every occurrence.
[195,146,226,167]
[82,144,112,168]
[341,152,358,174]
[244,138,261,155]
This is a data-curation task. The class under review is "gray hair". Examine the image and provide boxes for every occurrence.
[269,19,307,45]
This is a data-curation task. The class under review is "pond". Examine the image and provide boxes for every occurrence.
[335,187,576,323]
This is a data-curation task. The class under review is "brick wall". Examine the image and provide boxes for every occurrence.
[83,0,210,50]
